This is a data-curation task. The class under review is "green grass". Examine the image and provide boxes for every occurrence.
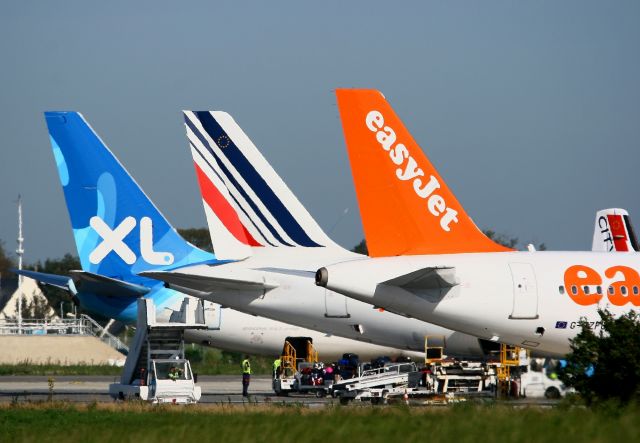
[0,347,275,376]
[0,402,638,443]
[185,345,274,375]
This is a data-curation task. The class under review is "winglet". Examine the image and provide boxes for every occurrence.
[335,89,512,256]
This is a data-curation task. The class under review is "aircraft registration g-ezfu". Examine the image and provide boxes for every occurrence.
[18,111,414,360]
[141,110,490,358]
[315,89,640,357]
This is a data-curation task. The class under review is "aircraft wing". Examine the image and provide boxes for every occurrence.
[140,267,279,293]
[12,269,75,291]
[68,271,150,297]
[382,266,459,290]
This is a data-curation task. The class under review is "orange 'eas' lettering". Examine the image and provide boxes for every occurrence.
[564,265,603,306]
[604,266,640,307]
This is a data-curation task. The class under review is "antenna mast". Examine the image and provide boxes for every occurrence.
[16,195,24,333]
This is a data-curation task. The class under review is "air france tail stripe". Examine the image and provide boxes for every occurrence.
[187,116,292,247]
[193,161,262,247]
[186,114,299,248]
[189,134,278,247]
[185,117,293,246]
[191,146,274,246]
[193,111,322,248]
[210,111,337,250]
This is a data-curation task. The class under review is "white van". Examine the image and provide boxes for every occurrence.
[520,359,571,399]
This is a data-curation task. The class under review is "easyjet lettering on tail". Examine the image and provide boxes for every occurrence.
[365,110,459,232]
[336,88,511,257]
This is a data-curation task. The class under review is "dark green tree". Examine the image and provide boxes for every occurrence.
[351,231,546,254]
[0,240,15,279]
[351,239,368,255]
[11,294,53,320]
[178,228,213,253]
[27,254,83,320]
[483,230,519,249]
[559,309,640,405]
[483,230,547,250]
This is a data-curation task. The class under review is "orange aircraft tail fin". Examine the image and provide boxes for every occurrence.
[335,89,512,257]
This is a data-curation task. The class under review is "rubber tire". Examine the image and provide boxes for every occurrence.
[545,387,561,399]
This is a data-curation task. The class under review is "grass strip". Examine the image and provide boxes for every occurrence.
[0,402,637,443]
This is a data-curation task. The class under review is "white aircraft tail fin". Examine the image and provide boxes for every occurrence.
[183,111,341,260]
[592,208,639,252]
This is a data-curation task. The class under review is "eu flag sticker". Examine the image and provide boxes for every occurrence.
[555,321,568,329]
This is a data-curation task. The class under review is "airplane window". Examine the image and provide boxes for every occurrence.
[596,286,602,294]
[558,286,565,294]
[583,286,590,294]
[634,286,639,295]
[571,286,577,295]
[608,286,615,295]
[621,286,628,295]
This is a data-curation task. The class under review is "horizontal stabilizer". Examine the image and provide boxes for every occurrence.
[68,271,150,297]
[140,267,279,293]
[12,269,75,292]
[382,267,459,290]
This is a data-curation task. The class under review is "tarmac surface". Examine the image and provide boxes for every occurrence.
[0,375,562,407]
[0,375,333,405]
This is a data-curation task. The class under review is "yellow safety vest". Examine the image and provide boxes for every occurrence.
[273,359,281,370]
[242,359,251,375]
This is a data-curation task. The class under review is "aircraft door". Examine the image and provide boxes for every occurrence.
[200,300,222,330]
[508,263,539,319]
[324,289,350,318]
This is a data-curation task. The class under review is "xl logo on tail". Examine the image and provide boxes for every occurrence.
[89,216,174,265]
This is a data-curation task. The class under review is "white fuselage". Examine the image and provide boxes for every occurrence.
[169,248,486,358]
[321,251,640,356]
[182,308,420,361]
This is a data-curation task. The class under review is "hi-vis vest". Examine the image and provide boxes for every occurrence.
[242,359,251,375]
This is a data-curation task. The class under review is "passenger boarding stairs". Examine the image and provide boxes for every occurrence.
[120,297,208,386]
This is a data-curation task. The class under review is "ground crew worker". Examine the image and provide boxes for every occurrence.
[273,357,282,378]
[168,366,179,381]
[242,355,251,397]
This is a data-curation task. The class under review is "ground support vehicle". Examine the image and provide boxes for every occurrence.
[425,361,492,394]
[333,360,499,405]
[331,362,420,404]
[291,361,333,397]
[109,298,208,404]
[520,358,572,399]
[272,337,333,397]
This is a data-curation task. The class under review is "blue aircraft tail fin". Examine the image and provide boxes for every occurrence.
[45,112,216,284]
